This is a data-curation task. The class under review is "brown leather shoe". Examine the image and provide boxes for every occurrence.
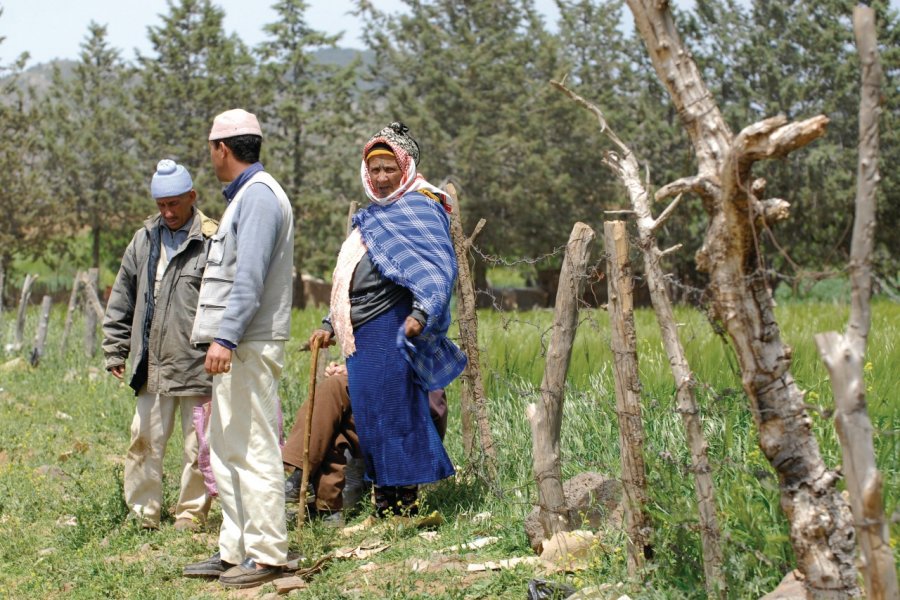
[183,552,234,578]
[218,557,283,589]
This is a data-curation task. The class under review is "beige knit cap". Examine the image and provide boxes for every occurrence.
[208,108,262,141]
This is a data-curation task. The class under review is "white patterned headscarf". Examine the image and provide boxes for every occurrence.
[360,122,453,212]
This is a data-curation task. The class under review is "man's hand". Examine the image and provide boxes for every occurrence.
[108,365,125,380]
[309,329,335,349]
[404,316,423,338]
[205,341,233,375]
[324,361,347,377]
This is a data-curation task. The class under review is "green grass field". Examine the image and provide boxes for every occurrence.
[0,302,896,598]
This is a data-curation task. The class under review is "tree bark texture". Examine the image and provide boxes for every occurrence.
[445,181,498,488]
[13,273,37,352]
[83,268,100,358]
[61,271,85,352]
[29,295,52,367]
[624,1,859,595]
[814,6,897,599]
[527,221,594,538]
[603,220,652,576]
[552,77,726,594]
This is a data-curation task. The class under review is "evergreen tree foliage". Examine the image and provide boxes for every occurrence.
[356,0,609,283]
[255,0,366,280]
[134,0,257,213]
[0,12,51,285]
[41,23,144,272]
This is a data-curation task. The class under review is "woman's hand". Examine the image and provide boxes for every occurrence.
[404,316,423,338]
[309,328,335,349]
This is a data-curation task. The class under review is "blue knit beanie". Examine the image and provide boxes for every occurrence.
[150,159,193,199]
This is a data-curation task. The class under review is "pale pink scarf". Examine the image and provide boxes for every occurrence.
[330,228,368,357]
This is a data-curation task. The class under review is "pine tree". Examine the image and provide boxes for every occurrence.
[357,0,599,280]
[0,11,52,285]
[255,0,365,281]
[41,22,144,271]
[134,0,257,211]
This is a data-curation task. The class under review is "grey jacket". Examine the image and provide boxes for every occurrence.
[103,210,218,396]
[191,171,294,345]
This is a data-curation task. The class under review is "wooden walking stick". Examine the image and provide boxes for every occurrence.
[297,336,321,529]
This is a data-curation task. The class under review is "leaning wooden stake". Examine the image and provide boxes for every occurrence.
[526,222,595,538]
[445,180,499,489]
[815,6,897,599]
[61,271,85,352]
[603,221,653,576]
[29,295,52,367]
[83,268,101,358]
[625,0,859,593]
[552,79,726,596]
[13,273,38,352]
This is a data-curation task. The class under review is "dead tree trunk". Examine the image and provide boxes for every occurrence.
[625,0,859,595]
[13,273,38,352]
[445,180,498,488]
[83,268,101,358]
[527,222,594,538]
[61,271,85,353]
[552,79,726,596]
[815,6,897,599]
[604,220,653,575]
[29,295,52,367]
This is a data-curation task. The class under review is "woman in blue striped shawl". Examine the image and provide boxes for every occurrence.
[309,122,466,517]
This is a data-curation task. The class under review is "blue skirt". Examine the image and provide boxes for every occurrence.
[346,302,455,487]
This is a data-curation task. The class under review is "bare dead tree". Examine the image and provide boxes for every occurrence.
[526,222,595,537]
[604,220,653,576]
[552,79,726,597]
[624,0,859,595]
[815,6,898,599]
[445,180,498,488]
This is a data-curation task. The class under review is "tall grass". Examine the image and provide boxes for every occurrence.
[0,301,896,598]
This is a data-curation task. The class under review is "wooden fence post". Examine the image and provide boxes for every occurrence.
[61,271,85,352]
[445,180,499,488]
[13,273,38,352]
[527,221,595,538]
[29,295,53,367]
[604,220,653,576]
[815,7,898,599]
[83,268,101,358]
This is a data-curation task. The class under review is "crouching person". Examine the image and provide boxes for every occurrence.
[102,159,217,531]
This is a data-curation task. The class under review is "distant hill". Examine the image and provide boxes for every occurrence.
[4,47,374,96]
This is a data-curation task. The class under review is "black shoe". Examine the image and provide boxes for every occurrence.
[284,469,314,503]
[183,552,234,578]
[219,557,283,589]
[373,485,419,518]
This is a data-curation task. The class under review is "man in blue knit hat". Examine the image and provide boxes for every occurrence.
[102,159,218,531]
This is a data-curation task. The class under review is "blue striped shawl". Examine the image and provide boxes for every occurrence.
[354,192,467,390]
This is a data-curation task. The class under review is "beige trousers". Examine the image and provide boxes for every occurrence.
[210,341,288,566]
[124,390,211,528]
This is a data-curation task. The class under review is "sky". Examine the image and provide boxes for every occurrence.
[3,0,897,67]
[0,0,563,66]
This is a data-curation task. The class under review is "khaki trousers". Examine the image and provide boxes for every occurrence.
[210,341,288,566]
[124,390,211,528]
